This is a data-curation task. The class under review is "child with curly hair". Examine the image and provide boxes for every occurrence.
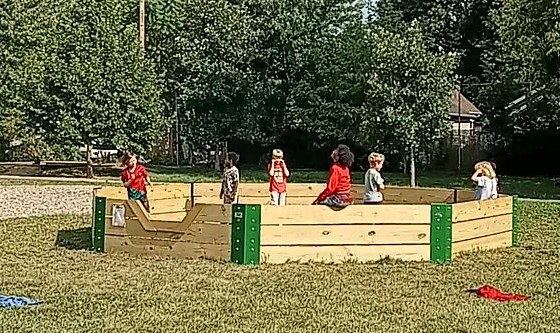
[471,162,497,201]
[220,152,240,204]
[475,161,499,197]
[363,152,385,204]
[312,144,354,207]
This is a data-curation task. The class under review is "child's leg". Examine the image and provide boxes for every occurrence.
[279,192,287,206]
[140,196,151,213]
[270,191,279,205]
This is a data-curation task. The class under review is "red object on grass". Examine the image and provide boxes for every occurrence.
[469,285,530,302]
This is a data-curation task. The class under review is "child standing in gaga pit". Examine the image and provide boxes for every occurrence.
[312,144,354,207]
[120,152,153,212]
[475,161,499,198]
[471,162,497,201]
[267,149,290,205]
[363,152,385,204]
[220,152,240,204]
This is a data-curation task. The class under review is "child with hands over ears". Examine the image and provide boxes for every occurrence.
[267,149,290,206]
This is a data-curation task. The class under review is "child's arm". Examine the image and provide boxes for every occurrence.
[121,172,132,188]
[313,166,339,204]
[282,160,290,177]
[471,170,481,182]
[267,163,274,177]
[375,173,385,190]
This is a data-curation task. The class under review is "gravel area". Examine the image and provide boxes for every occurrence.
[0,185,94,219]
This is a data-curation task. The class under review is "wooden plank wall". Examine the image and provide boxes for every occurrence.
[259,205,431,263]
[193,183,455,205]
[451,196,513,257]
[103,198,231,260]
[95,184,192,216]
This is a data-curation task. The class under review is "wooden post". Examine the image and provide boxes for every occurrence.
[139,0,145,50]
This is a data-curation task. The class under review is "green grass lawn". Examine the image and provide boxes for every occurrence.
[2,166,560,200]
[0,202,559,332]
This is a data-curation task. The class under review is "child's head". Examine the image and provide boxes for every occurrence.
[368,152,385,171]
[331,144,354,167]
[225,152,239,168]
[272,149,283,160]
[475,161,497,173]
[122,152,137,168]
[477,164,496,179]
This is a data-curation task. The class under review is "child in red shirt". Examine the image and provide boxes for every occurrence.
[312,144,354,207]
[120,152,152,212]
[267,149,290,205]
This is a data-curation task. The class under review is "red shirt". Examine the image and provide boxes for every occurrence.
[121,164,148,193]
[315,163,351,202]
[267,161,288,193]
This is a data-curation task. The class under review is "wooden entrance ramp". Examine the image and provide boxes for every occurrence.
[92,183,519,265]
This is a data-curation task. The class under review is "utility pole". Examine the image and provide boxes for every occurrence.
[139,0,145,50]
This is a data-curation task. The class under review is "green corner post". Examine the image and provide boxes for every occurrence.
[512,195,520,247]
[231,204,261,265]
[430,203,453,264]
[93,196,106,252]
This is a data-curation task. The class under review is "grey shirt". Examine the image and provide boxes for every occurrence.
[364,169,384,203]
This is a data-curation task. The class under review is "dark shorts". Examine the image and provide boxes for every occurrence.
[128,189,150,213]
[317,193,353,207]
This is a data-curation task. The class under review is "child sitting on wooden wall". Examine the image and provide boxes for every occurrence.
[312,144,354,207]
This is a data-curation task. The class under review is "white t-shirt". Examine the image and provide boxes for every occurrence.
[474,176,496,201]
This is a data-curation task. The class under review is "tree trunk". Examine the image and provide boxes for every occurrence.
[214,143,220,171]
[409,147,416,187]
[86,142,94,179]
[402,154,408,175]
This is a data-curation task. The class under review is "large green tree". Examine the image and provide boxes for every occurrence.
[478,0,560,171]
[0,0,165,173]
[299,22,456,185]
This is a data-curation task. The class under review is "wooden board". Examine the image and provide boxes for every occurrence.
[456,189,475,203]
[453,214,512,242]
[452,231,512,256]
[149,198,190,215]
[95,184,190,200]
[105,235,229,261]
[260,244,430,264]
[261,224,430,246]
[261,205,431,225]
[193,183,321,198]
[452,196,513,222]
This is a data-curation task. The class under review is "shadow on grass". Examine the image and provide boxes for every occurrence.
[56,227,92,251]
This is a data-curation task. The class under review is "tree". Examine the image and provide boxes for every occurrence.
[0,0,165,175]
[299,22,456,185]
[147,0,258,153]
[375,0,500,91]
[478,0,560,174]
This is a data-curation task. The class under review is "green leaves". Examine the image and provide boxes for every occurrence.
[0,0,164,159]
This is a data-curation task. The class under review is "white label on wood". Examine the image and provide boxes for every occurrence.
[112,204,126,227]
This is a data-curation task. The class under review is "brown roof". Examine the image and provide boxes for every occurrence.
[449,90,482,119]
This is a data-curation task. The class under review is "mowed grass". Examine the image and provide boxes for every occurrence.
[1,202,560,332]
[2,166,560,199]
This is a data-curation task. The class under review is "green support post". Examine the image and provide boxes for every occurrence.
[93,197,106,252]
[231,204,261,265]
[512,195,520,247]
[430,203,452,264]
